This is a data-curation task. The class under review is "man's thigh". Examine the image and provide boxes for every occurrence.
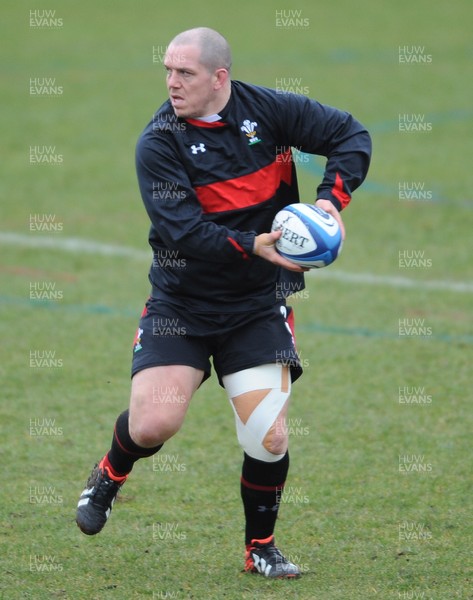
[129,365,205,445]
[129,299,210,443]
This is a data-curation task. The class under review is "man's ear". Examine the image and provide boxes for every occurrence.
[213,68,230,90]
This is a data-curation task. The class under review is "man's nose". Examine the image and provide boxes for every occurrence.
[167,71,181,88]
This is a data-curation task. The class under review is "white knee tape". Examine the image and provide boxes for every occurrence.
[223,364,290,462]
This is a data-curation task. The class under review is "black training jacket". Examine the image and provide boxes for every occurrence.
[135,80,371,313]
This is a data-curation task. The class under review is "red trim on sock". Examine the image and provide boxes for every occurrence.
[246,534,275,551]
[252,534,274,545]
[101,454,128,481]
[241,476,285,493]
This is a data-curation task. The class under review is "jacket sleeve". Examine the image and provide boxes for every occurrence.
[273,92,372,211]
[135,129,256,261]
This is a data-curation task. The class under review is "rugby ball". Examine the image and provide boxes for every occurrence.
[271,203,343,268]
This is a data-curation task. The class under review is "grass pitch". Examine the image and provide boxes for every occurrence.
[1,0,472,598]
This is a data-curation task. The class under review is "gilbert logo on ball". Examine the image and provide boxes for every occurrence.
[271,203,343,268]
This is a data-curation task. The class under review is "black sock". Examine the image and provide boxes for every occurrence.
[241,451,289,545]
[106,409,163,476]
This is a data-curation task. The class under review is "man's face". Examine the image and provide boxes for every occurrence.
[164,43,218,118]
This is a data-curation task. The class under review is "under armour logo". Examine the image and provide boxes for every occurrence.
[191,143,206,154]
[257,504,279,512]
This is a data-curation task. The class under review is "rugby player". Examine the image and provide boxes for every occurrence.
[76,27,371,578]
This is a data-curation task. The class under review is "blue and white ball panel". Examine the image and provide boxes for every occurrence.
[272,203,343,268]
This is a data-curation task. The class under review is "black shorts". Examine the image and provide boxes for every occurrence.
[131,297,302,386]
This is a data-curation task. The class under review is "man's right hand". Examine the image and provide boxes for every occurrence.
[253,230,308,272]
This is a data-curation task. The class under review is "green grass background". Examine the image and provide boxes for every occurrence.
[1,0,472,598]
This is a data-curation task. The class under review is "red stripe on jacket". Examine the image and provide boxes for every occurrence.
[227,236,250,259]
[195,151,293,214]
[331,172,351,209]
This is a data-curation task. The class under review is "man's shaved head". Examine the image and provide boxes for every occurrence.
[169,27,232,73]
[164,27,232,117]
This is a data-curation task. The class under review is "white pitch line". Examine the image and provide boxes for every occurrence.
[1,231,472,294]
[307,269,473,293]
[0,231,150,260]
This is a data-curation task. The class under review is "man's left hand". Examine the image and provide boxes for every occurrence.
[315,199,345,240]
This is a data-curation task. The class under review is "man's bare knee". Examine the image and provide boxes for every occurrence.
[129,386,189,446]
[129,413,180,447]
[263,419,288,456]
